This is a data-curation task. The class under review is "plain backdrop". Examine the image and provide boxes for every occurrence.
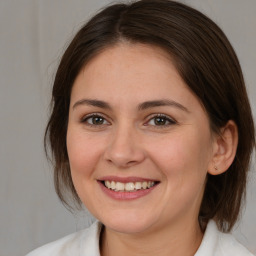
[0,1,255,255]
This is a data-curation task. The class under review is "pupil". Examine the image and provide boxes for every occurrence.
[155,117,166,125]
[93,116,103,125]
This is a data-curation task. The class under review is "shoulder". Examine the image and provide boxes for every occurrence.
[26,221,102,256]
[196,220,254,256]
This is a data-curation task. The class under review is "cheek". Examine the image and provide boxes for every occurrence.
[66,128,108,207]
[147,129,212,181]
[66,128,104,179]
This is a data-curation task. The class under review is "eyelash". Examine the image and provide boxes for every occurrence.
[81,113,177,129]
[145,114,176,128]
[81,113,110,128]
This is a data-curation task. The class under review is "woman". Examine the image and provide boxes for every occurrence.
[27,0,255,255]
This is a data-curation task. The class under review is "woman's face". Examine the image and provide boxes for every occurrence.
[67,43,216,234]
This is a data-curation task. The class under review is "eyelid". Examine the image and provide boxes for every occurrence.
[80,112,177,128]
[81,112,111,125]
[144,113,177,126]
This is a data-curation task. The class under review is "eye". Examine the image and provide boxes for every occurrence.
[81,114,110,126]
[146,114,176,127]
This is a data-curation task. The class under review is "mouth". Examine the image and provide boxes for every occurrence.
[97,176,160,200]
[101,180,158,192]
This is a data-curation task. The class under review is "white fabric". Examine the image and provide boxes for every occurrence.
[26,220,254,256]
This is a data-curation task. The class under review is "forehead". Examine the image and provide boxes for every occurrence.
[72,43,185,96]
[88,42,173,65]
[70,43,208,117]
[70,43,211,129]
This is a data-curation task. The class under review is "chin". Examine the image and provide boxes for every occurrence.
[98,212,158,234]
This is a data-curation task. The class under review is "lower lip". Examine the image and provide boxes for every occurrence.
[98,181,158,200]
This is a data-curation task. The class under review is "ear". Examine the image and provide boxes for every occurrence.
[208,120,238,175]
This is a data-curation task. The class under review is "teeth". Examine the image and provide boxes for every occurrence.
[105,180,111,188]
[115,182,124,191]
[135,182,142,190]
[104,180,156,192]
[142,181,147,189]
[110,181,116,190]
[125,182,135,191]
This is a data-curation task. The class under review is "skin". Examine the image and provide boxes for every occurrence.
[66,43,238,256]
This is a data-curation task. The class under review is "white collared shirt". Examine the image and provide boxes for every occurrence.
[26,220,254,256]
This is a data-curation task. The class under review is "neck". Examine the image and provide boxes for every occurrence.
[100,218,203,256]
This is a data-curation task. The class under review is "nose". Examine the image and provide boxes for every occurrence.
[103,124,146,168]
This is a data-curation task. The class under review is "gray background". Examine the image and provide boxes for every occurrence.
[0,0,255,255]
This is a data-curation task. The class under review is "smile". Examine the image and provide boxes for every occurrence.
[98,177,159,200]
[103,180,156,192]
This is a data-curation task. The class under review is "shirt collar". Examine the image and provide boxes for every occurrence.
[195,220,219,256]
[85,220,219,256]
[82,221,102,256]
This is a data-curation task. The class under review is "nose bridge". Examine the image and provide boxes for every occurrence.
[104,120,145,168]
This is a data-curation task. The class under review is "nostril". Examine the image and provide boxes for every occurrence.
[103,136,146,167]
[127,160,137,165]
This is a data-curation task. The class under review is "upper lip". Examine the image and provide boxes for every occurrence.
[98,176,159,183]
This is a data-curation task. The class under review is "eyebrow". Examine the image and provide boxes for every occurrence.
[72,98,189,113]
[138,99,189,112]
[72,99,112,110]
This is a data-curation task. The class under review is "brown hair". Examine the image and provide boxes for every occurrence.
[45,0,255,232]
